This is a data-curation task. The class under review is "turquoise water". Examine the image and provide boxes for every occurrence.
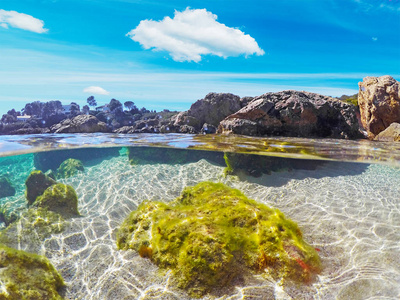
[0,134,399,299]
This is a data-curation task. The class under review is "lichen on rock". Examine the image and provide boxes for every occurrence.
[117,182,321,297]
[0,244,65,299]
[56,158,84,179]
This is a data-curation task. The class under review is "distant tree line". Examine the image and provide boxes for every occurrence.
[0,96,162,130]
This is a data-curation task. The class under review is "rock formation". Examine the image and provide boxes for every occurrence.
[117,181,321,297]
[218,90,363,139]
[50,114,109,133]
[358,75,400,139]
[374,122,400,142]
[171,93,242,132]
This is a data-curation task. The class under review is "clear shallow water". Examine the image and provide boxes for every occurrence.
[0,133,399,299]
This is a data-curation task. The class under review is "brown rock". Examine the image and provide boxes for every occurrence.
[218,90,363,139]
[374,122,400,141]
[358,75,400,139]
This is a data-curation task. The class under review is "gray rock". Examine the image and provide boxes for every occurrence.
[50,114,109,133]
[173,93,241,131]
[358,75,400,139]
[218,90,363,139]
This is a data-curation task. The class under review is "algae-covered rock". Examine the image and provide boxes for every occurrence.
[34,183,79,218]
[0,244,64,299]
[56,158,84,179]
[117,182,321,297]
[25,170,57,206]
[0,175,15,198]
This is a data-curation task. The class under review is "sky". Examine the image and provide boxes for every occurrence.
[0,0,399,115]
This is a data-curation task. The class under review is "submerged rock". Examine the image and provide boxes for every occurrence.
[0,175,15,198]
[218,90,363,139]
[358,76,400,139]
[25,170,57,206]
[117,182,321,297]
[56,158,84,179]
[0,244,64,299]
[33,183,79,218]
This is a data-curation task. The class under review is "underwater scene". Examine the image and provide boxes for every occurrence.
[0,133,399,300]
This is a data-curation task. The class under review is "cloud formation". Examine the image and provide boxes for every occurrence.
[83,86,110,95]
[0,9,48,33]
[126,8,264,62]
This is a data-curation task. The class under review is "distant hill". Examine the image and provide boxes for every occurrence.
[337,94,358,106]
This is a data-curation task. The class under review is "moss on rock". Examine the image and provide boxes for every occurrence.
[0,244,64,300]
[56,158,84,179]
[117,182,321,297]
[34,184,79,218]
[25,171,57,206]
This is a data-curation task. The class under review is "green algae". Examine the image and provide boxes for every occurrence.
[0,244,64,300]
[117,182,321,297]
[56,158,84,179]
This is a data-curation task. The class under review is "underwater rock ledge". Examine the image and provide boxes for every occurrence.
[117,181,321,297]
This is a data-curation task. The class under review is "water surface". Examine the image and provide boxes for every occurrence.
[0,133,399,299]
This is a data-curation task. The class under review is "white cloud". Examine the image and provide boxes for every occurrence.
[0,9,48,33]
[126,7,264,62]
[372,37,378,42]
[83,86,110,95]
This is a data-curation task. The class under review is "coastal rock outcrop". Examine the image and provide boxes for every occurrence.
[172,93,242,132]
[374,122,400,142]
[50,114,109,133]
[218,90,363,139]
[117,181,321,297]
[358,75,400,139]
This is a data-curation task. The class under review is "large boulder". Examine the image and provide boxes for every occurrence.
[50,114,109,133]
[173,93,242,131]
[218,90,363,139]
[358,76,400,139]
[374,122,400,142]
[117,182,321,297]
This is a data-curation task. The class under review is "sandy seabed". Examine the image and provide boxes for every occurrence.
[1,152,400,300]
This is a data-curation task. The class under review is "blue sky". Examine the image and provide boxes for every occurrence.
[0,0,399,114]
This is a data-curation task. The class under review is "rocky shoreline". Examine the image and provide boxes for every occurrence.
[1,75,399,141]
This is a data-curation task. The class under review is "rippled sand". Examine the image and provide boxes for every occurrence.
[1,152,400,299]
